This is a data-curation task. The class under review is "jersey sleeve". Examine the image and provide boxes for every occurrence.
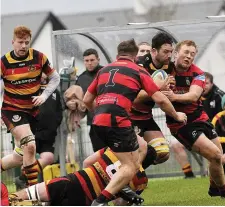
[139,69,159,96]
[87,72,100,95]
[0,59,6,78]
[191,67,205,88]
[41,53,55,76]
[1,183,9,206]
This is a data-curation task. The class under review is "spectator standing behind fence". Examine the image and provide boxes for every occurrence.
[137,42,151,57]
[36,73,63,168]
[202,72,225,120]
[75,48,106,152]
[0,26,60,186]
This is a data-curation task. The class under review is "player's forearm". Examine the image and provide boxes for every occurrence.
[174,92,199,103]
[157,96,178,120]
[134,90,151,104]
[84,100,96,112]
[41,71,60,100]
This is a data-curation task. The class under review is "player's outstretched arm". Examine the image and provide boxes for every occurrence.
[151,91,187,124]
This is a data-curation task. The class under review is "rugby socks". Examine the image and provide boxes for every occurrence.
[182,163,195,178]
[210,177,218,188]
[24,160,42,186]
[208,177,220,197]
[96,190,114,203]
[218,184,225,197]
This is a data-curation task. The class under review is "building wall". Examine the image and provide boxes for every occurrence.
[197,29,225,90]
[32,21,53,64]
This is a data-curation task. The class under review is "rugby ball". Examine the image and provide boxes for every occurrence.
[151,69,168,81]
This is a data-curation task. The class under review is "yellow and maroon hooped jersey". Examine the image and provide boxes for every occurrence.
[1,48,55,116]
[74,147,148,202]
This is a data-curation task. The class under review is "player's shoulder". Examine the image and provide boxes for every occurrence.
[190,64,204,74]
[1,51,11,61]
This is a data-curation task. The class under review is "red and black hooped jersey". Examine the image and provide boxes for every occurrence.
[166,64,209,132]
[88,58,159,127]
[130,54,174,121]
[74,148,148,203]
[1,48,55,115]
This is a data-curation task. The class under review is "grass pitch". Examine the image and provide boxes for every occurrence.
[142,177,224,206]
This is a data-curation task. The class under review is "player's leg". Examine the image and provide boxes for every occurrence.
[37,140,55,168]
[1,111,42,186]
[192,134,225,197]
[176,121,225,197]
[170,138,195,178]
[136,118,169,167]
[1,151,23,171]
[92,126,140,205]
[144,130,169,164]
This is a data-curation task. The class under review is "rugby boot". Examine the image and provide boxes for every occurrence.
[117,186,144,205]
[208,187,220,197]
[91,199,109,206]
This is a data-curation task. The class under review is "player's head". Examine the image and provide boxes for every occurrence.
[12,26,32,57]
[203,72,214,95]
[137,42,151,57]
[117,39,139,60]
[174,40,198,70]
[151,32,174,65]
[83,48,100,72]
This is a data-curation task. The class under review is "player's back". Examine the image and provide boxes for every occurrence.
[95,59,143,113]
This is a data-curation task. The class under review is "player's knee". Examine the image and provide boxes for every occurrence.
[126,160,140,175]
[125,164,138,178]
[149,138,170,164]
[170,141,183,153]
[40,153,54,166]
[20,135,36,155]
[210,150,223,164]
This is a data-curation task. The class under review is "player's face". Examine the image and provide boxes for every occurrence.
[12,35,31,57]
[175,45,197,69]
[84,54,100,72]
[137,45,151,57]
[155,44,173,65]
[203,77,213,95]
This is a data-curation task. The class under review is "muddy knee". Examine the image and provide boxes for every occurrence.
[20,135,36,155]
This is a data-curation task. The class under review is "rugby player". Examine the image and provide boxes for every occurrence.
[9,147,152,206]
[162,40,225,198]
[83,38,187,205]
[0,26,60,186]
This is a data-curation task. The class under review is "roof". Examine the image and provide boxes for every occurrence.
[59,9,134,30]
[59,0,224,29]
[1,12,66,55]
[52,18,225,68]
